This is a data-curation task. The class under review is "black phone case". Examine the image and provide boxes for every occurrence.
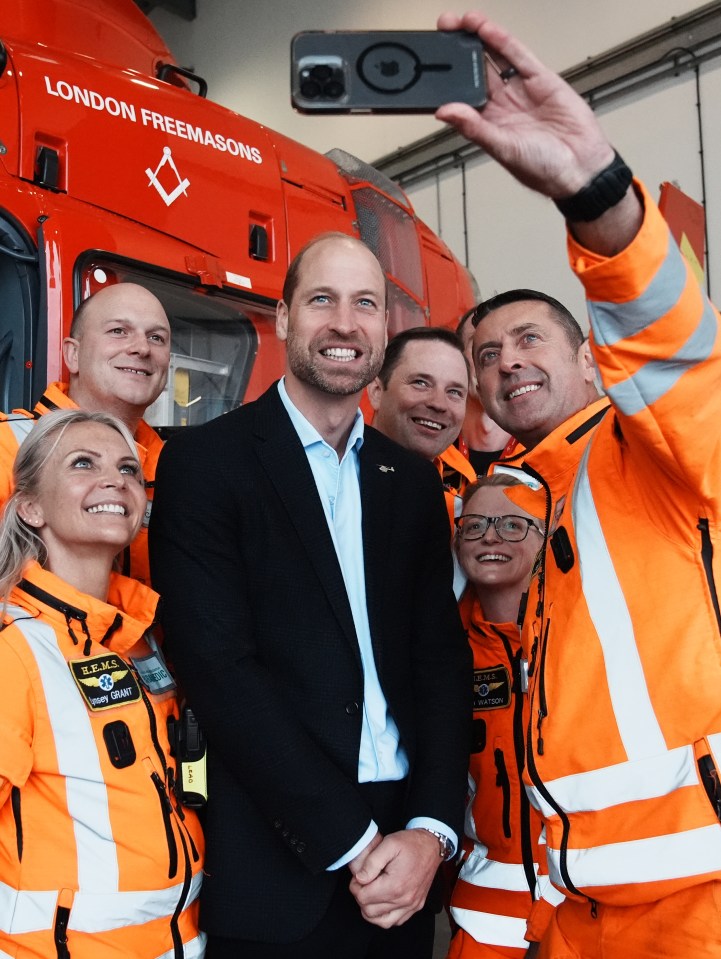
[291,30,486,114]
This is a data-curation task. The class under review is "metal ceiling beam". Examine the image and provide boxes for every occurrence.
[373,0,721,187]
[134,0,196,22]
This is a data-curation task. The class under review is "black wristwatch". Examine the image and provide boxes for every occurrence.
[554,151,633,222]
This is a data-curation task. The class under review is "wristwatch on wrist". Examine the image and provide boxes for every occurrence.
[420,828,454,861]
[554,150,633,222]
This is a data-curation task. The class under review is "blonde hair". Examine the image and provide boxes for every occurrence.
[0,409,139,600]
[460,472,526,506]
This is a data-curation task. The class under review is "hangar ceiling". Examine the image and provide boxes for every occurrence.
[133,0,196,21]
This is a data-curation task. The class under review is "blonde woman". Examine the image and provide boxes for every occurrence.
[0,409,204,958]
[448,476,558,959]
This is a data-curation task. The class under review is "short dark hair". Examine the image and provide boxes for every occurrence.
[377,326,468,388]
[455,306,477,339]
[281,231,386,308]
[473,289,584,351]
[69,293,94,339]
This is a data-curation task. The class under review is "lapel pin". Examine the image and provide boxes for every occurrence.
[377,464,395,473]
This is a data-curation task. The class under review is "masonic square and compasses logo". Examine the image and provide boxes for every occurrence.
[146,146,190,206]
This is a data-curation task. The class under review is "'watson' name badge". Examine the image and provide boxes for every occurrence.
[70,654,141,711]
[473,665,511,710]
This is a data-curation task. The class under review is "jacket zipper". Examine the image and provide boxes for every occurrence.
[53,905,70,959]
[698,518,721,637]
[494,628,537,898]
[135,673,200,862]
[151,770,179,879]
[536,620,550,756]
[521,464,587,902]
[11,786,22,862]
[169,824,193,959]
[493,748,512,839]
[489,625,538,895]
[135,668,198,950]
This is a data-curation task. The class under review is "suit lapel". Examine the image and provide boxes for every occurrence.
[251,387,360,655]
[359,430,396,651]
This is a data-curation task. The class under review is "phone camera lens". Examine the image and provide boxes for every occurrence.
[300,79,322,99]
[311,64,333,82]
[323,80,344,99]
[299,62,345,102]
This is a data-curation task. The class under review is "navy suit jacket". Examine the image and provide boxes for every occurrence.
[150,383,470,942]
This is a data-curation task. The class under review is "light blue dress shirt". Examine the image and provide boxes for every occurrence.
[278,380,456,867]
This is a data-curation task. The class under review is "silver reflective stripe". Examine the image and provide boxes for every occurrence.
[13,618,119,891]
[459,851,534,892]
[708,733,721,771]
[606,299,717,415]
[0,881,57,934]
[534,743,698,820]
[547,823,721,888]
[69,870,202,933]
[4,417,35,446]
[589,233,686,346]
[491,463,542,490]
[451,905,529,949]
[155,931,207,959]
[537,873,565,906]
[0,871,202,935]
[572,442,666,759]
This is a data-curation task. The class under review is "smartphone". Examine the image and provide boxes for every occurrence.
[291,30,486,114]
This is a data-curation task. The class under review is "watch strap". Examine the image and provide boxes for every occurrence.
[554,151,633,222]
[420,827,454,861]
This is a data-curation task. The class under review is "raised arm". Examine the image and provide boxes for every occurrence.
[435,11,643,255]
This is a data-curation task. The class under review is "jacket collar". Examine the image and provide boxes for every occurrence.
[9,561,159,655]
[493,398,611,518]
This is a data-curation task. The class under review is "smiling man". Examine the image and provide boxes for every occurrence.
[472,289,598,452]
[435,9,721,958]
[0,282,170,584]
[369,327,469,462]
[150,232,470,959]
[368,327,477,596]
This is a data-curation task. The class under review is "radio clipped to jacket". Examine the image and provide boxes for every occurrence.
[167,707,208,808]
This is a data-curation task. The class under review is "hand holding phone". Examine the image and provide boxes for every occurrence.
[291,30,486,114]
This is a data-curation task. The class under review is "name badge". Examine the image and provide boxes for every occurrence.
[473,665,511,711]
[70,654,141,712]
[131,635,176,694]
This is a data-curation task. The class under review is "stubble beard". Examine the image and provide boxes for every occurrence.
[286,333,384,397]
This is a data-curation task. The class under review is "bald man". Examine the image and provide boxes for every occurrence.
[0,283,171,584]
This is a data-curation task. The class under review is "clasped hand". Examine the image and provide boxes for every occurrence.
[347,829,442,928]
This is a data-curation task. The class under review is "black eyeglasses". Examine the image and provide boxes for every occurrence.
[455,513,542,542]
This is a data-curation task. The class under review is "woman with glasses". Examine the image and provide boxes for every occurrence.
[0,409,205,958]
[447,475,559,959]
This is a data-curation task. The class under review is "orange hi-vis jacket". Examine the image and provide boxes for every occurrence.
[0,382,163,585]
[494,181,721,910]
[0,563,205,959]
[437,445,477,598]
[449,596,561,958]
[436,443,478,531]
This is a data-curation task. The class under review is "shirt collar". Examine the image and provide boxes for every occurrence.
[277,377,364,457]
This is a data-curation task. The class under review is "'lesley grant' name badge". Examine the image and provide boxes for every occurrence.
[70,654,141,711]
[473,665,511,710]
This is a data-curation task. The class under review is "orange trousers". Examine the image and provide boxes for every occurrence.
[538,882,721,959]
